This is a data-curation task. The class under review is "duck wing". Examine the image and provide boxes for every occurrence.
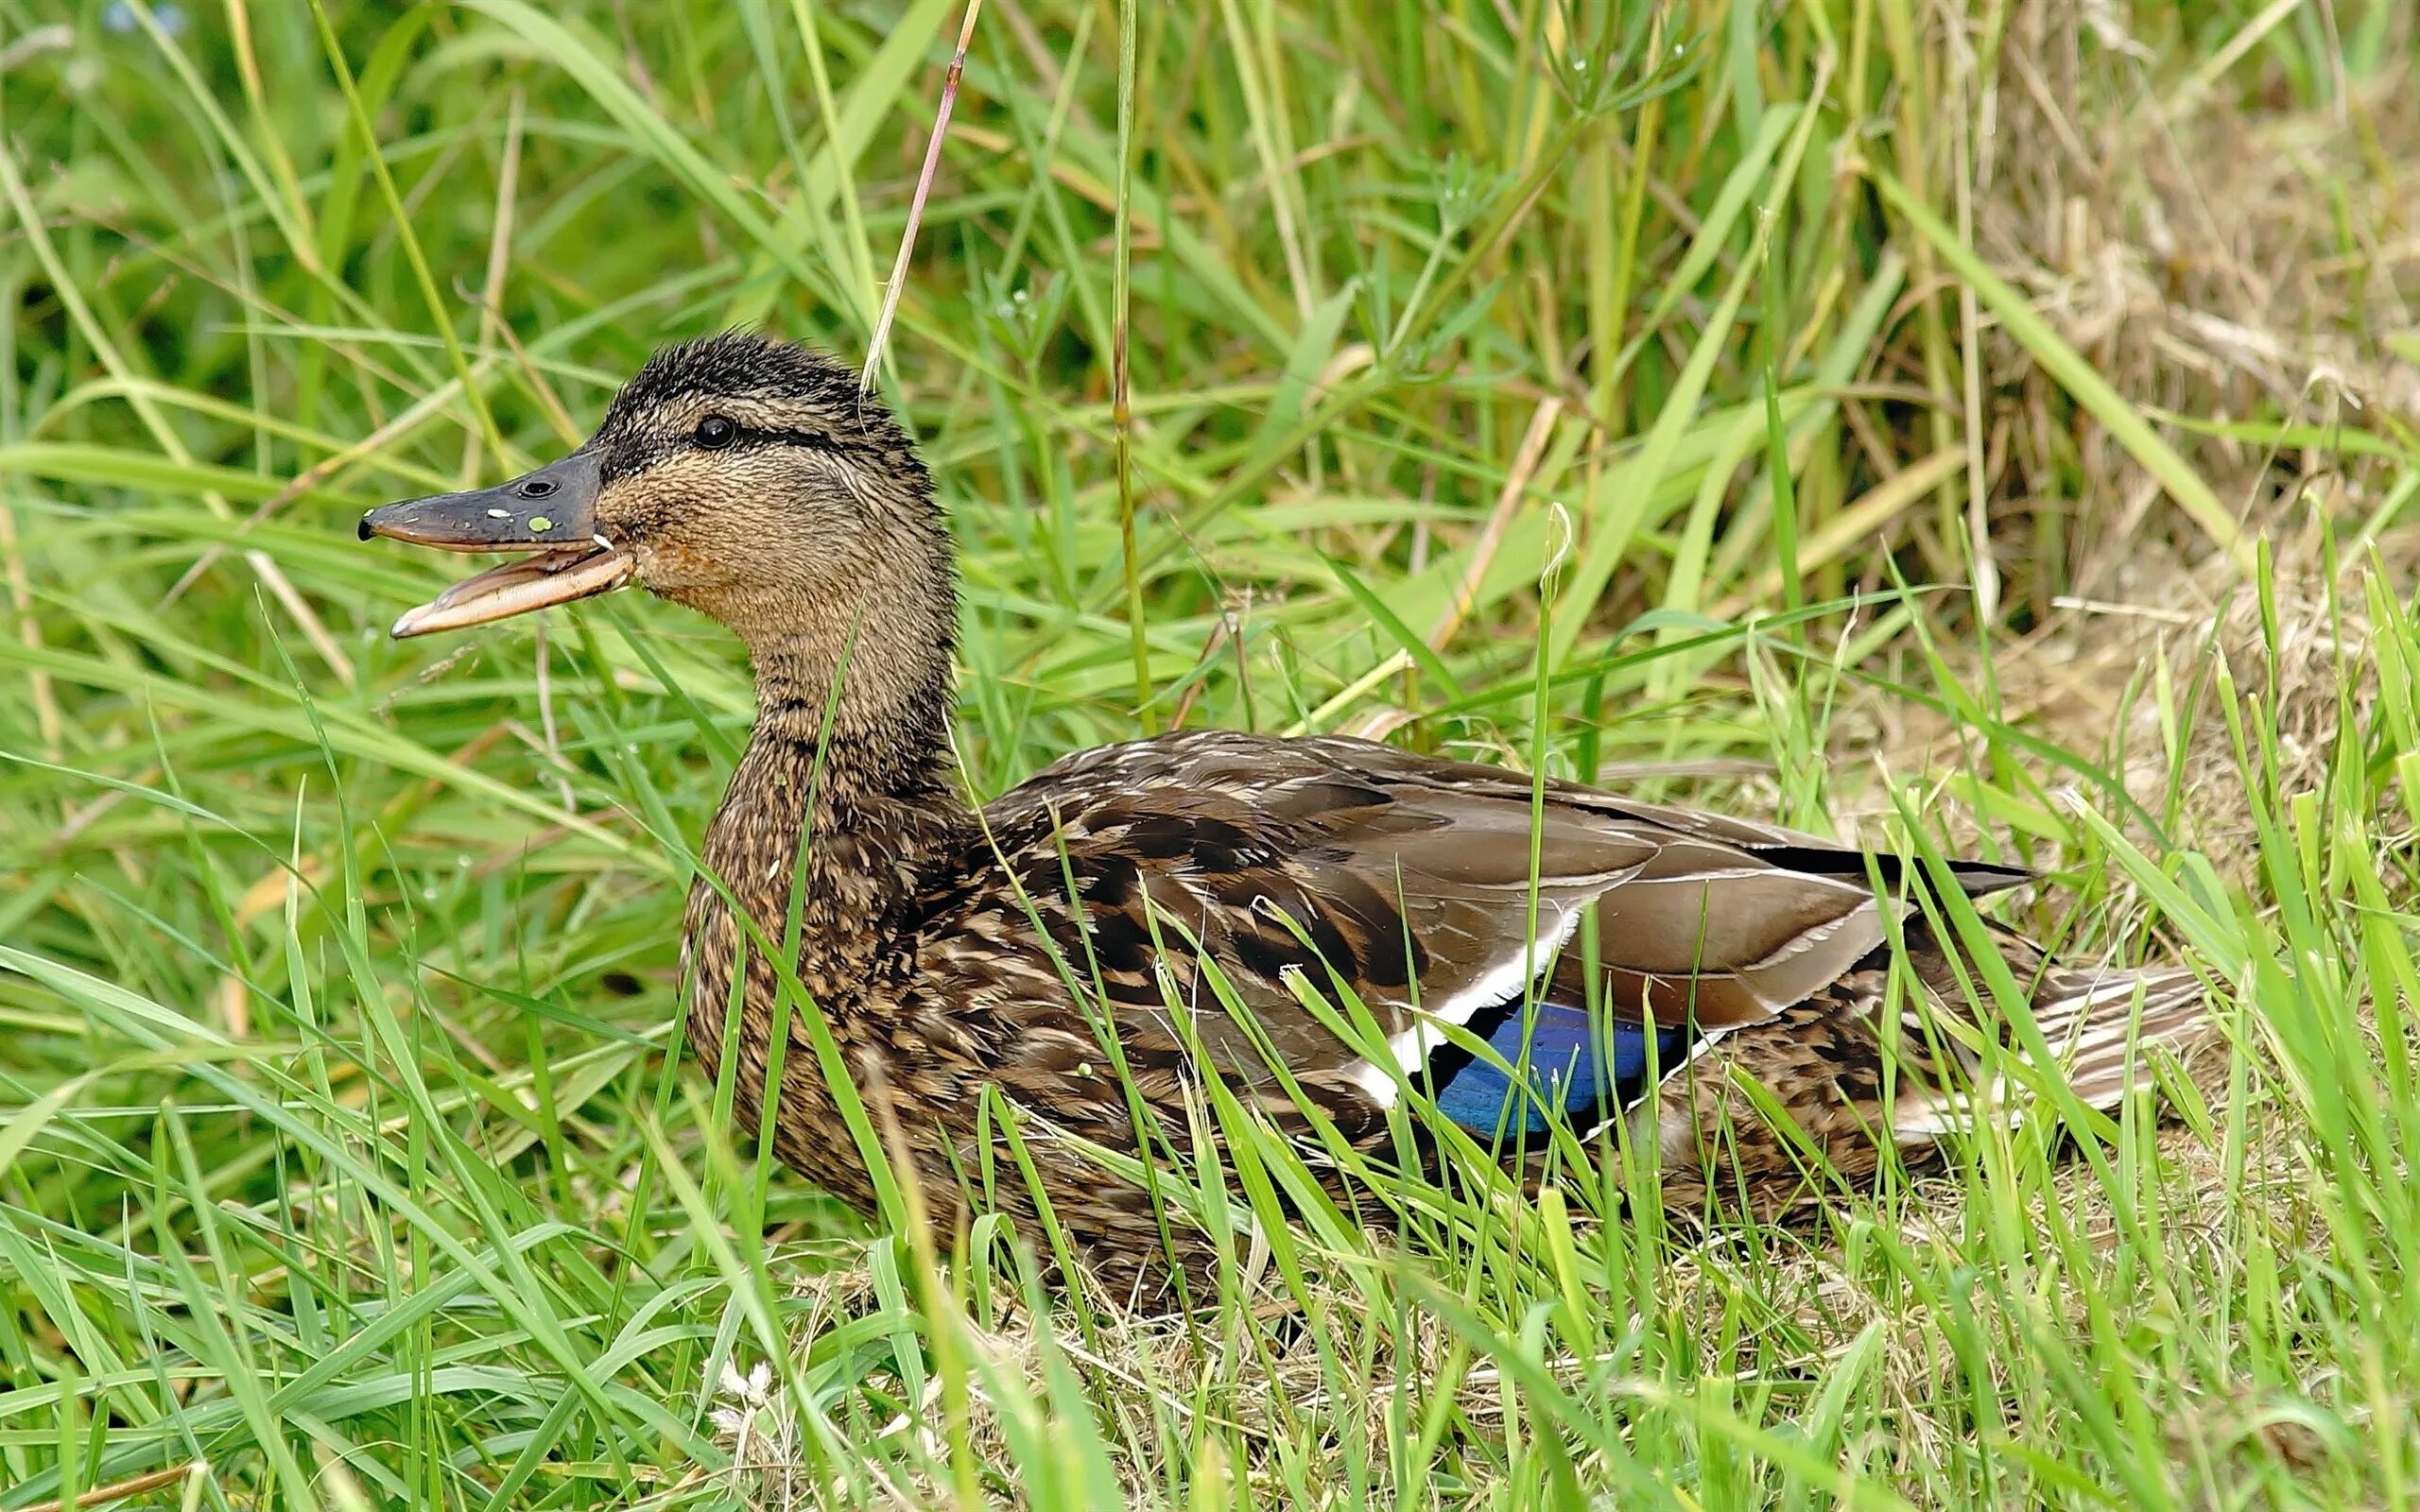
[972,730,2025,1130]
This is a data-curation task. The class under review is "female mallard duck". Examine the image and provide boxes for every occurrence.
[362,334,2209,1288]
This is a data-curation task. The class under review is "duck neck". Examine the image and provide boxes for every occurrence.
[746,625,964,838]
[700,593,971,990]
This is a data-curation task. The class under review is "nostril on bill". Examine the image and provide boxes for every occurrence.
[520,478,558,498]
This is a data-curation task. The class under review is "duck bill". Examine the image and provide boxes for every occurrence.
[358,451,634,638]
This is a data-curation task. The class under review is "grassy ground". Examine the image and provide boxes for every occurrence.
[3,0,2417,1506]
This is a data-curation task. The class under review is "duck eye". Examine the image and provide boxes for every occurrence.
[694,415,737,450]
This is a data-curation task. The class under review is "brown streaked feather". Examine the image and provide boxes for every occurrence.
[972,730,2023,1075]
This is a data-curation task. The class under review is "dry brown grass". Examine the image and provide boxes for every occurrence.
[1982,0,2415,549]
[1839,0,2416,875]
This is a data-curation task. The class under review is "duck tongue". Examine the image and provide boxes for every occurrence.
[358,449,635,638]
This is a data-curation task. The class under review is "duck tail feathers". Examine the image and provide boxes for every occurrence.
[2023,963,2213,1110]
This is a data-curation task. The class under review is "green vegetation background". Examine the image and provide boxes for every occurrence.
[1,1,2415,1507]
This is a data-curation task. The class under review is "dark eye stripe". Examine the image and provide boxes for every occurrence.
[713,423,861,457]
[598,421,872,483]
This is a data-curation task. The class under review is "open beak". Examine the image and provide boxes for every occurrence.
[358,451,634,638]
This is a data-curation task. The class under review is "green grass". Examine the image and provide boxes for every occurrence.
[3,0,2418,1506]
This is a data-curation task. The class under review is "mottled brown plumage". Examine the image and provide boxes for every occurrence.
[364,335,2214,1294]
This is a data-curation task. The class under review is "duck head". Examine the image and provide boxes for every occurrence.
[360,333,952,664]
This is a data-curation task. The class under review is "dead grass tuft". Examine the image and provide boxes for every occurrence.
[1857,519,2408,879]
[1979,0,2417,599]
[1828,0,2417,880]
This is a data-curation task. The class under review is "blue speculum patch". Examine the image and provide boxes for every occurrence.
[1428,1001,1692,1135]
